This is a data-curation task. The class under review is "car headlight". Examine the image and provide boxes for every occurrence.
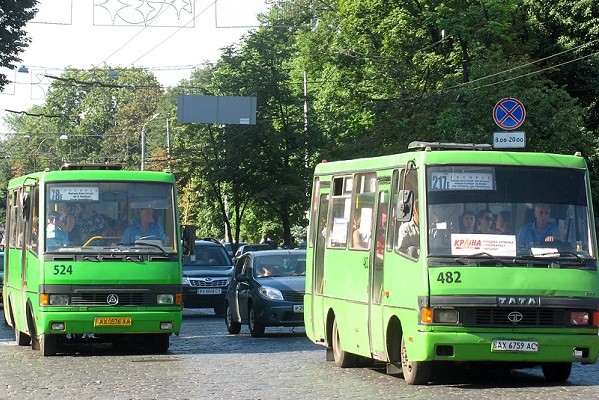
[182,276,190,286]
[258,285,283,300]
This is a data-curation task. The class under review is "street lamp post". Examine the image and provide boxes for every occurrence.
[141,113,160,171]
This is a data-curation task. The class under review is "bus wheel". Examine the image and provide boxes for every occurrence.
[152,333,170,354]
[14,326,31,346]
[248,305,265,338]
[331,318,357,368]
[226,303,242,334]
[541,362,572,382]
[400,336,431,385]
[40,334,57,356]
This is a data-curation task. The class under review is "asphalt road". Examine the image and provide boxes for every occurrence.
[0,308,597,399]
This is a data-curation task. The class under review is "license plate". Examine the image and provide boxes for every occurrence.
[94,317,132,327]
[293,304,304,313]
[197,288,222,295]
[491,340,538,352]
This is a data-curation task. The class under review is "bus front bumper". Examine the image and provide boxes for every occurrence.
[36,309,182,335]
[406,330,599,364]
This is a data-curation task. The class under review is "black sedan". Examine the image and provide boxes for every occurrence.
[225,249,306,337]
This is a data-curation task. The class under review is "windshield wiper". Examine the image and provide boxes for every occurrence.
[455,252,509,267]
[117,241,169,257]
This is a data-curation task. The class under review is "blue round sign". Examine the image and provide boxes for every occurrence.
[493,98,526,130]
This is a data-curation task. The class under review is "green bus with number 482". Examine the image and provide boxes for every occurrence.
[304,141,599,384]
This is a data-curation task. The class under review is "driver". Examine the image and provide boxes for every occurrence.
[121,208,167,244]
[516,203,560,248]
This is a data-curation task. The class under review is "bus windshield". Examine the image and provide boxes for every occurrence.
[44,181,177,253]
[426,165,595,261]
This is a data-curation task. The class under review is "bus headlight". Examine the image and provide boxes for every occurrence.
[434,309,459,324]
[157,294,174,305]
[48,294,69,306]
[570,311,590,326]
[258,286,283,300]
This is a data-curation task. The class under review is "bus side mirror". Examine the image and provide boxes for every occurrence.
[396,190,413,222]
[182,225,197,255]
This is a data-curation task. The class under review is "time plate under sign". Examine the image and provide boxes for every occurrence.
[493,131,526,148]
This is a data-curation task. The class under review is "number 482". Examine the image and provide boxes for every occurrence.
[437,271,461,284]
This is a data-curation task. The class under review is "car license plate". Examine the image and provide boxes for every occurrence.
[491,340,538,352]
[94,317,132,327]
[197,288,221,295]
[293,304,304,313]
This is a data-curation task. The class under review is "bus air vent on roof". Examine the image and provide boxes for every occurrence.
[60,163,123,171]
[408,141,492,151]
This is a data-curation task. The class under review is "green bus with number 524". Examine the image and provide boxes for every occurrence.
[2,164,189,356]
[304,141,599,384]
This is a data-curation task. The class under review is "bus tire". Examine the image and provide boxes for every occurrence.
[541,362,572,382]
[40,334,57,356]
[332,318,357,368]
[152,333,170,354]
[248,304,265,338]
[401,336,431,385]
[15,326,31,346]
[225,303,242,334]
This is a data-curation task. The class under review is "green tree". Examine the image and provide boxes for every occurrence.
[0,0,38,89]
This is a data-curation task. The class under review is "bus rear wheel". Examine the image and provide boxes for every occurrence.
[400,336,431,385]
[541,362,572,382]
[331,318,357,368]
[14,326,31,346]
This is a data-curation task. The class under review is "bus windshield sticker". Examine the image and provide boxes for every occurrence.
[49,186,100,201]
[451,233,517,257]
[430,171,495,191]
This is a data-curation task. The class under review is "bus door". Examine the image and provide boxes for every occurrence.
[368,187,389,358]
[310,191,329,341]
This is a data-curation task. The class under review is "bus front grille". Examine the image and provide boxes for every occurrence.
[71,292,153,306]
[463,308,565,327]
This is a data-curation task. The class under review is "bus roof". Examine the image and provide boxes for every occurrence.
[314,147,587,176]
[7,168,176,188]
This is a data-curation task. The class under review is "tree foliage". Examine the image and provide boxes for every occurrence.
[0,0,38,89]
[1,0,597,236]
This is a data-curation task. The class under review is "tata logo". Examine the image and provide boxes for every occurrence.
[508,311,524,323]
[107,294,119,306]
[497,296,539,307]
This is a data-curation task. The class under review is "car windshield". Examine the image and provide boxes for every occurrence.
[254,254,306,278]
[44,181,177,254]
[184,245,231,268]
[425,165,595,266]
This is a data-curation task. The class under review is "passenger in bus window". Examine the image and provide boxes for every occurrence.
[75,203,106,245]
[121,208,167,244]
[459,210,476,234]
[397,198,419,258]
[352,215,370,249]
[475,209,499,234]
[516,203,560,248]
[55,203,76,244]
[495,211,513,235]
